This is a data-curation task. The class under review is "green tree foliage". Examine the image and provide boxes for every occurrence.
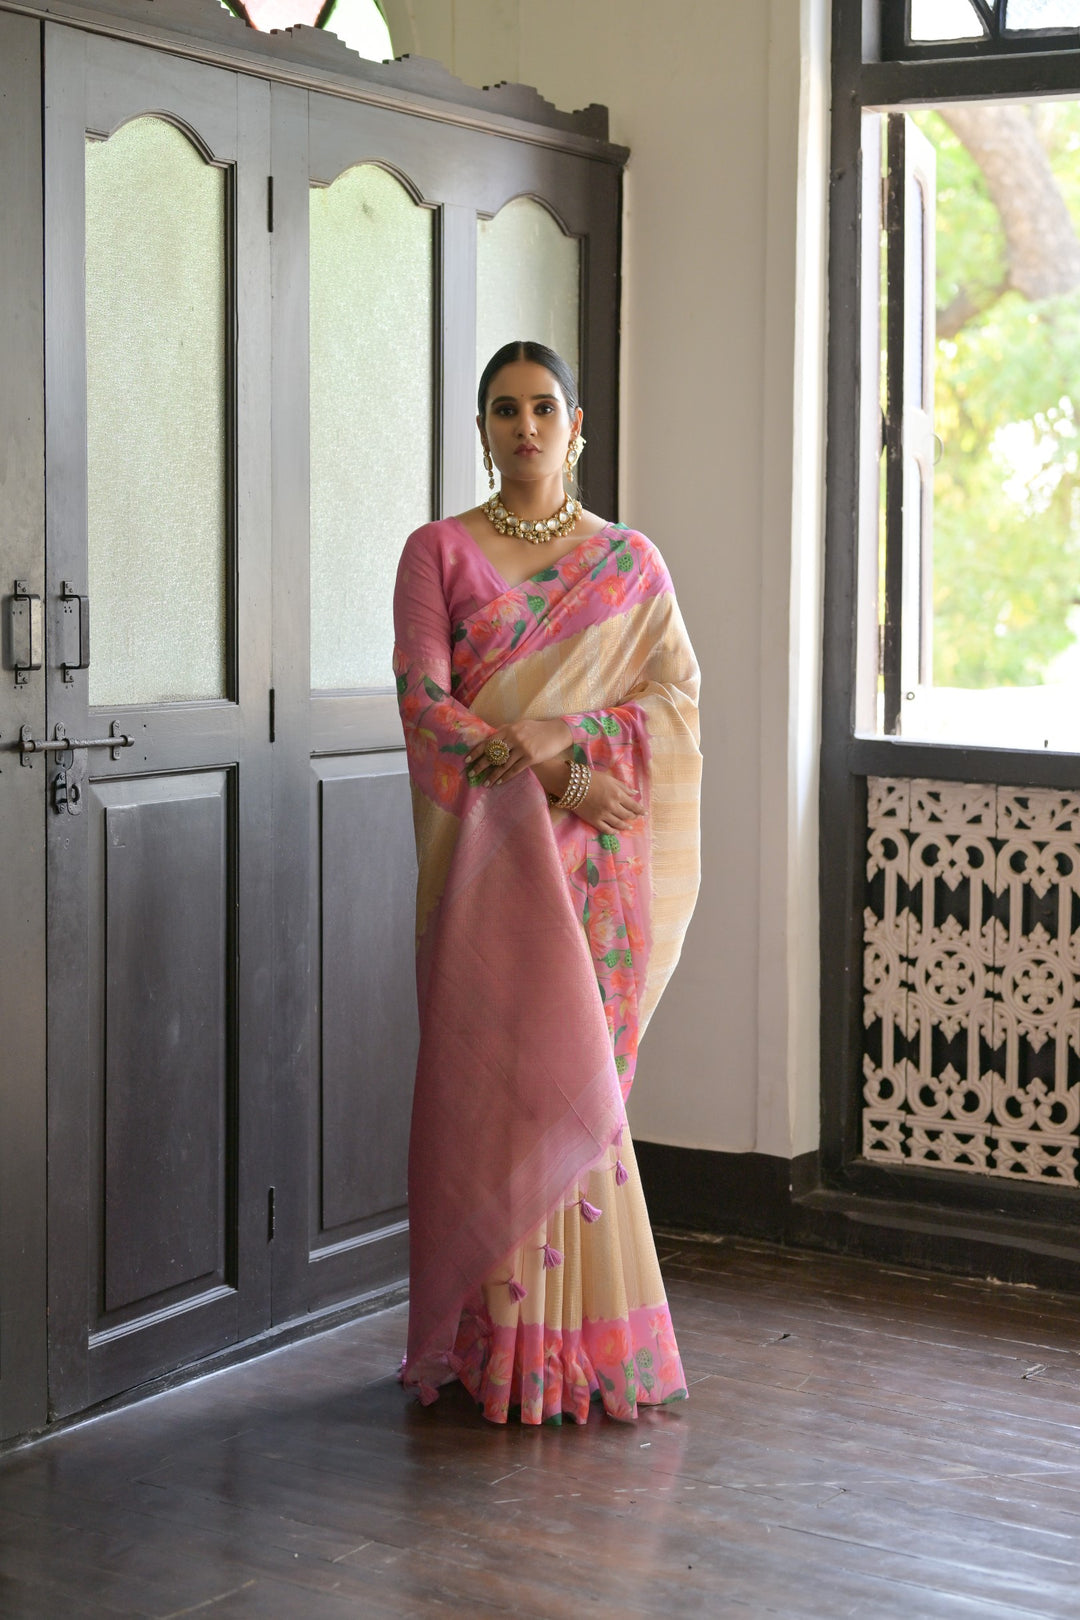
[915,106,1080,687]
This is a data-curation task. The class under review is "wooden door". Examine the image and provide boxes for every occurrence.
[0,10,48,1443]
[267,86,420,1321]
[4,5,623,1434]
[43,25,274,1416]
[266,82,617,1322]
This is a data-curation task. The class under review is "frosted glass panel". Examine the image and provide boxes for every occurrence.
[910,0,982,38]
[1005,0,1080,25]
[86,117,228,706]
[476,199,580,500]
[310,164,433,690]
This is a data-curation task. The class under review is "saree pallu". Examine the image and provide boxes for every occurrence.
[393,516,701,1424]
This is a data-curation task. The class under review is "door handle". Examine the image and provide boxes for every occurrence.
[18,720,134,766]
[9,580,43,687]
[61,580,90,683]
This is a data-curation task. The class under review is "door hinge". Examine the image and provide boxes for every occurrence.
[267,175,274,233]
[269,686,276,743]
[267,1186,276,1241]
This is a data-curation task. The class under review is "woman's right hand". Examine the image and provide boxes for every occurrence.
[575,769,644,835]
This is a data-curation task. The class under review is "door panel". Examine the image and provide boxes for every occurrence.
[44,25,273,1416]
[307,758,414,1305]
[0,10,47,1443]
[309,162,435,693]
[475,194,583,506]
[98,773,231,1314]
[270,79,619,1325]
[269,82,424,1322]
[85,115,230,708]
[316,761,417,1243]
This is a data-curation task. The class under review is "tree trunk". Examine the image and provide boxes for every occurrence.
[939,102,1080,303]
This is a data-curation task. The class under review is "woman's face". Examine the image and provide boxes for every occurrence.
[479,360,583,485]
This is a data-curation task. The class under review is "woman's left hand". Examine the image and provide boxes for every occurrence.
[465,718,574,787]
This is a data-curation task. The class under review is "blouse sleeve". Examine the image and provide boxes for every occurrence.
[393,527,496,818]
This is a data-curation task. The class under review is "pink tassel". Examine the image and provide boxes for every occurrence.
[508,1278,528,1303]
[580,1199,603,1223]
[542,1243,563,1269]
[615,1158,629,1186]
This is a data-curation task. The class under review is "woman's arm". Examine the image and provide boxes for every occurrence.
[393,532,496,818]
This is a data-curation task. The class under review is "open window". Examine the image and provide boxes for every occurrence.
[860,96,1080,752]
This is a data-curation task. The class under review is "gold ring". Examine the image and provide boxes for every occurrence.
[486,737,511,766]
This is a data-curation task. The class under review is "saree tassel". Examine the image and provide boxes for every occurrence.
[615,1158,629,1186]
[541,1243,564,1270]
[579,1199,603,1223]
[508,1278,528,1303]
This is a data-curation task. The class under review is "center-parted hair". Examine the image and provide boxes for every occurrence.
[477,340,580,419]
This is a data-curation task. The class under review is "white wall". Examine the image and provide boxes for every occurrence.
[382,0,829,1160]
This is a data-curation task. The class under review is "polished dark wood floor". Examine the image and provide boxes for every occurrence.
[3,1237,1080,1617]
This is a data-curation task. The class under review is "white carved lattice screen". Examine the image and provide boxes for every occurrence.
[863,777,1080,1184]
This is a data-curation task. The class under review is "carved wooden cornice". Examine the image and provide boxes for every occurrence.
[0,0,628,163]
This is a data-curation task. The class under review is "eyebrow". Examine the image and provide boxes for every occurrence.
[489,393,560,405]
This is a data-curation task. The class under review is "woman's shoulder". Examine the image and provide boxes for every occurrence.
[398,516,467,577]
[403,516,462,552]
[606,524,674,588]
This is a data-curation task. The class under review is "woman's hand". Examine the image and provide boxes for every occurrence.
[574,769,644,834]
[464,718,573,787]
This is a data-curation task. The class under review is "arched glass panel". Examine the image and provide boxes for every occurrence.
[910,0,983,39]
[85,115,228,707]
[1006,0,1080,26]
[309,163,433,690]
[475,198,581,500]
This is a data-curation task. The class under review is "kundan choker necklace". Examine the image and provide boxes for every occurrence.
[483,490,582,544]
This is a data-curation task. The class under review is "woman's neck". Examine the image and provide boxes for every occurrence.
[494,473,570,519]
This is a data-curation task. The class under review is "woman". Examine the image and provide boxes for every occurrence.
[393,339,701,1425]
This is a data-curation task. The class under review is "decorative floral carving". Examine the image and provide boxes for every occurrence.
[862,778,1080,1184]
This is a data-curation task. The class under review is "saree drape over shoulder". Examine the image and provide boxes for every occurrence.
[393,516,701,1424]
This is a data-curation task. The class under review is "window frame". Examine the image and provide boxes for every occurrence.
[884,0,1080,62]
[820,0,1080,1219]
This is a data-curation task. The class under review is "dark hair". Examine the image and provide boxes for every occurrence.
[477,340,580,419]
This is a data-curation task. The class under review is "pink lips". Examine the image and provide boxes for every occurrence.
[515,444,540,456]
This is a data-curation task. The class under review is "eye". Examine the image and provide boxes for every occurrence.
[493,403,515,416]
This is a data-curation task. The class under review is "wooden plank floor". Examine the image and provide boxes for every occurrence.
[3,1238,1080,1618]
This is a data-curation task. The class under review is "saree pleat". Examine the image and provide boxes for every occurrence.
[393,518,701,1421]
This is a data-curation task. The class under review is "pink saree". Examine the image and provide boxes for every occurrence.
[393,516,702,1424]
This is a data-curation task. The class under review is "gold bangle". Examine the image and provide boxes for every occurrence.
[549,760,591,811]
